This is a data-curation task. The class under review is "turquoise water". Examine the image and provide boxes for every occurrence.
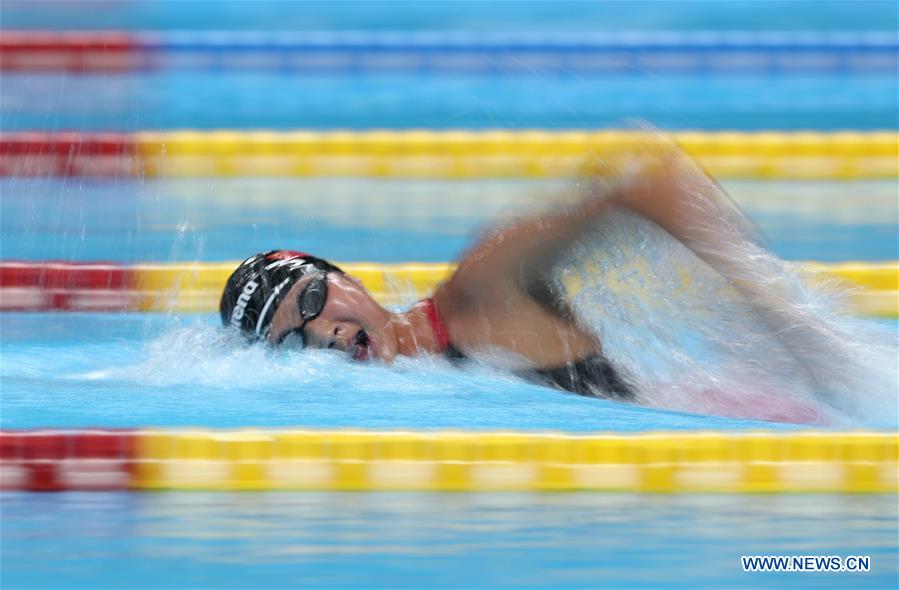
[0,312,799,431]
[2,178,896,263]
[3,73,895,131]
[2,492,897,589]
[3,4,896,131]
[3,0,895,32]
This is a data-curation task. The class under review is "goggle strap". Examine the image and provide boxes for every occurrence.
[255,277,294,338]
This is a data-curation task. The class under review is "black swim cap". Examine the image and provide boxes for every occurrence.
[219,250,344,342]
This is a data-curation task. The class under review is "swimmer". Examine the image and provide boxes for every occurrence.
[219,143,847,404]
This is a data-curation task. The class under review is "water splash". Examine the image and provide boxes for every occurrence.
[555,208,897,427]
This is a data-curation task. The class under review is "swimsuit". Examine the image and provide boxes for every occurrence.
[528,356,634,400]
[418,298,634,401]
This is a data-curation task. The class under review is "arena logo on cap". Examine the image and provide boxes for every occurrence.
[264,258,308,273]
[230,279,259,327]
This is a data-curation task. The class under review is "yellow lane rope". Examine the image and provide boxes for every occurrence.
[135,130,898,179]
[134,429,897,493]
[3,429,894,493]
[136,260,898,317]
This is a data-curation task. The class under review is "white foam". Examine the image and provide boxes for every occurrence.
[553,207,897,427]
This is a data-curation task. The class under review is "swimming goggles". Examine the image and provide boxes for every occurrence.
[274,272,329,347]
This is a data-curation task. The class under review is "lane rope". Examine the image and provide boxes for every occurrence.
[1,130,897,180]
[2,30,896,73]
[1,429,894,493]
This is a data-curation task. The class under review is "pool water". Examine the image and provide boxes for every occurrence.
[2,178,896,263]
[2,492,897,589]
[3,73,895,131]
[4,0,895,32]
[0,312,812,431]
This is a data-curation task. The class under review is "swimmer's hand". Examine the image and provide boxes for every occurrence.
[583,141,698,231]
[444,135,755,312]
[584,139,758,251]
[447,138,700,293]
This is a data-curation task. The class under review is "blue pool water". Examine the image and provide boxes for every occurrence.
[3,73,895,131]
[2,178,897,263]
[3,0,895,32]
[0,312,808,431]
[2,492,897,589]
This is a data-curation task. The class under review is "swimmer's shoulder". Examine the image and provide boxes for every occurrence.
[435,253,511,313]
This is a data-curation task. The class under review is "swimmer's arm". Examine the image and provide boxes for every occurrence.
[615,154,853,387]
[451,146,745,288]
[602,151,799,304]
[449,146,759,307]
[447,181,624,295]
[448,147,719,296]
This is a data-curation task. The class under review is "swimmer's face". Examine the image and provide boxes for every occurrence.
[267,272,389,362]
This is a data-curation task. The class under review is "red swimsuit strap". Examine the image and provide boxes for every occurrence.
[419,297,451,351]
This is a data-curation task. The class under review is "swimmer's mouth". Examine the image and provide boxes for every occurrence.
[350,329,371,362]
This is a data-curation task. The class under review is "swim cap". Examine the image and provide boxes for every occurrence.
[219,250,344,342]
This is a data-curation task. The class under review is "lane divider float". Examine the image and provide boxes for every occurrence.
[0,260,896,317]
[1,429,895,493]
[1,130,896,180]
[2,30,896,73]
